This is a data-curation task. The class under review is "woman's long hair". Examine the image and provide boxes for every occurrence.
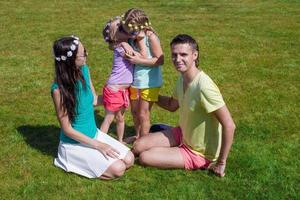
[52,36,85,122]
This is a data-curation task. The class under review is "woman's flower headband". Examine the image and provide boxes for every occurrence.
[55,35,80,62]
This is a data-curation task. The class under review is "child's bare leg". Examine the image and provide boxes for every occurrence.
[130,99,140,137]
[139,99,154,137]
[100,110,115,134]
[115,109,125,142]
[124,99,140,144]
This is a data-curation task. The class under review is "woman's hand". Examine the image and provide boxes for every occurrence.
[93,140,120,160]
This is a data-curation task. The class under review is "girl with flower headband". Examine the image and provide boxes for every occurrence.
[51,35,134,179]
[100,17,141,143]
[119,8,164,143]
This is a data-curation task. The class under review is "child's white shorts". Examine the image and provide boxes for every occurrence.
[54,129,130,178]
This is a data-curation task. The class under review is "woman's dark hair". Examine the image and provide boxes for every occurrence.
[170,34,200,67]
[52,36,85,122]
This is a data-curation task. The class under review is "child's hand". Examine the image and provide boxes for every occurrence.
[136,31,145,41]
[208,161,226,177]
[125,51,142,64]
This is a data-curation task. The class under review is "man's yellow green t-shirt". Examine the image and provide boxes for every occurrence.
[173,71,225,161]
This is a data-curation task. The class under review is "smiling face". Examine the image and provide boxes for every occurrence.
[75,42,87,67]
[171,43,198,73]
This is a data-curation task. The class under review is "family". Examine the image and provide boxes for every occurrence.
[51,8,235,180]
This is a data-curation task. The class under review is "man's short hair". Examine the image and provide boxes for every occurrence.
[170,34,200,67]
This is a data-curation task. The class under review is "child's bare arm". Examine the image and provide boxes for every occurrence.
[119,42,141,59]
[120,42,134,55]
[126,32,164,66]
[148,32,164,65]
[136,31,147,58]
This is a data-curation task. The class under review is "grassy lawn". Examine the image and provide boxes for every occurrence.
[0,0,299,199]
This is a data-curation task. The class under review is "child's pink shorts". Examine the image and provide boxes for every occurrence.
[102,85,129,112]
[171,127,212,170]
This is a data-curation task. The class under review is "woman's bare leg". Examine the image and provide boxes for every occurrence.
[99,160,126,180]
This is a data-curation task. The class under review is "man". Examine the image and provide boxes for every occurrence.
[132,34,235,177]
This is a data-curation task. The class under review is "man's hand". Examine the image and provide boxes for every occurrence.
[208,161,226,177]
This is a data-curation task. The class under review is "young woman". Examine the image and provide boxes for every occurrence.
[51,35,134,179]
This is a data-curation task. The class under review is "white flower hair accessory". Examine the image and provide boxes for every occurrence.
[73,40,79,45]
[54,35,80,62]
[70,44,76,51]
[103,16,122,43]
[67,51,73,57]
[103,22,111,42]
[61,56,67,61]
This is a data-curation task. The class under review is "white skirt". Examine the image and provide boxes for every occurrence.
[54,129,130,178]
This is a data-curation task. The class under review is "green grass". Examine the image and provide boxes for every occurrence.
[0,0,299,199]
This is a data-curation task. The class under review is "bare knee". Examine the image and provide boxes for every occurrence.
[115,113,124,124]
[139,109,150,122]
[131,110,139,120]
[132,138,148,155]
[123,151,135,168]
[105,160,126,179]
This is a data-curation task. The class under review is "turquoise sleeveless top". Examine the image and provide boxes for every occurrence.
[130,36,163,89]
[51,65,97,143]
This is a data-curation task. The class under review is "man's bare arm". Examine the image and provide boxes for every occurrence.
[156,95,179,112]
[209,105,235,177]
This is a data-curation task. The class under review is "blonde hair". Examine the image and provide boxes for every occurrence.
[102,17,122,50]
[121,8,155,34]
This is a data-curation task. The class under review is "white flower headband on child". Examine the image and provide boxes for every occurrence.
[103,22,111,42]
[55,35,80,61]
[103,16,121,43]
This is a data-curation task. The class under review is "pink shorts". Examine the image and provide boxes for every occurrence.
[102,85,129,112]
[171,127,211,170]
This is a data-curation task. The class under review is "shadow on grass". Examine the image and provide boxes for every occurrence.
[17,125,60,157]
[17,111,136,157]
